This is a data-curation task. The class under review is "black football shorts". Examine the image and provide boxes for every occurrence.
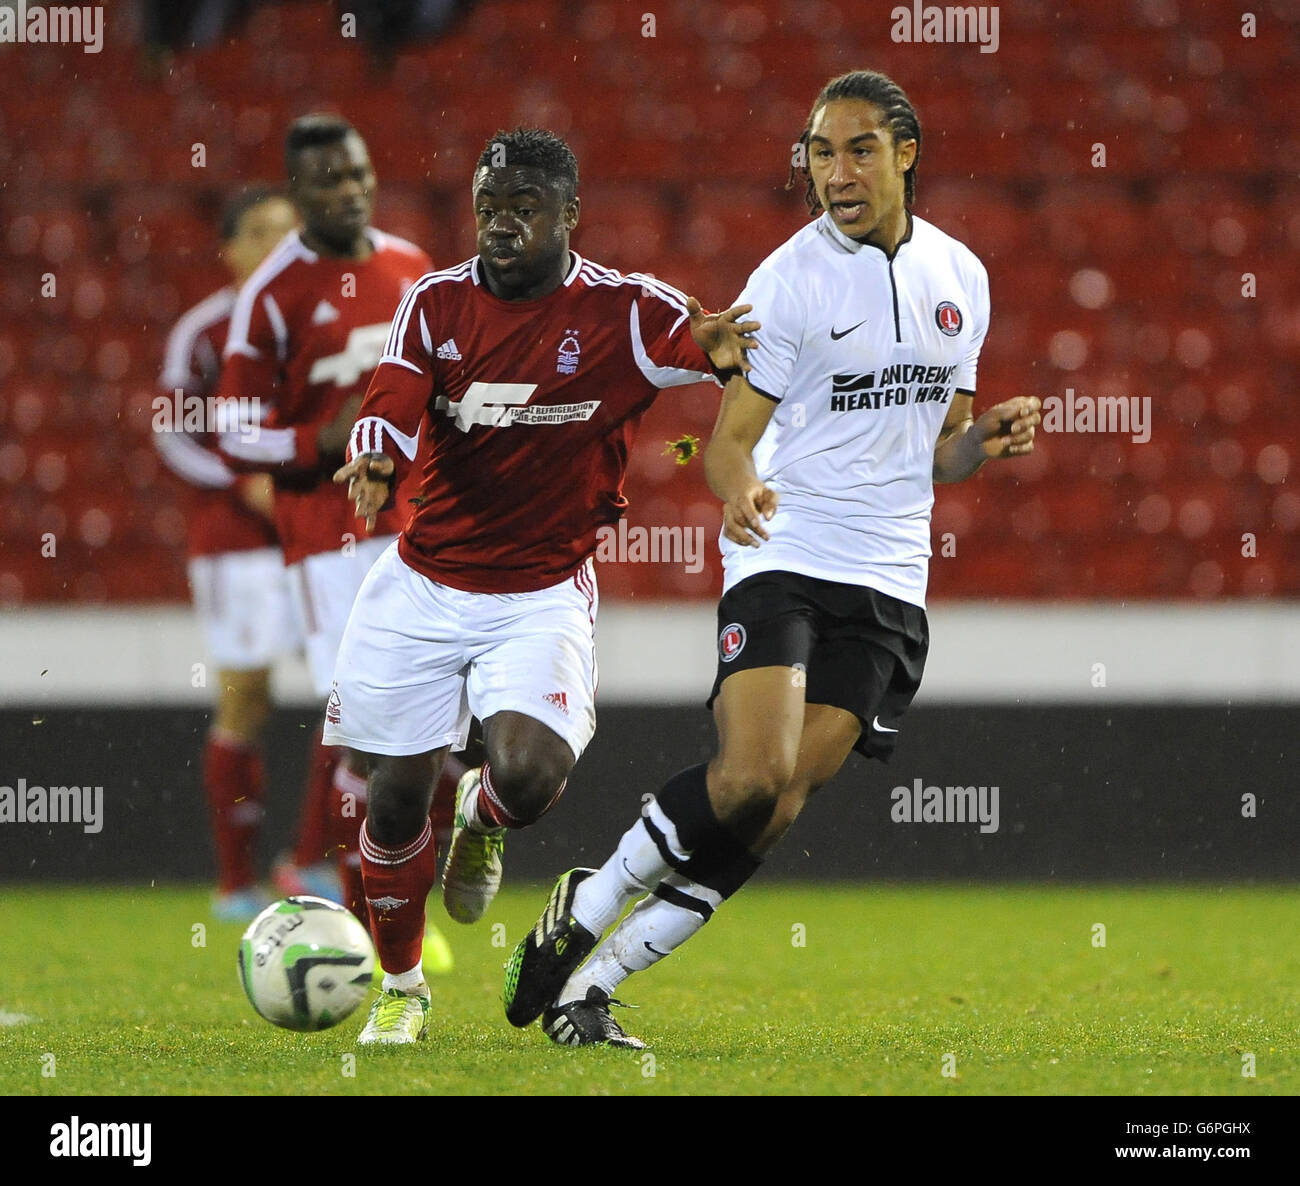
[706,570,929,761]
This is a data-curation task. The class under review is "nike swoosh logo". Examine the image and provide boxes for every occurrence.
[830,319,867,340]
[872,716,899,733]
[644,941,669,957]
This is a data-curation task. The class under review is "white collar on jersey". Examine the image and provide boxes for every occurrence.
[470,250,584,288]
[818,209,914,261]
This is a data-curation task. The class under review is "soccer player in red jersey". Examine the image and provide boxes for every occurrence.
[327,127,758,1044]
[215,117,458,963]
[155,187,320,921]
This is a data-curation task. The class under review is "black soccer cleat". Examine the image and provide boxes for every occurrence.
[542,986,646,1050]
[503,867,599,1027]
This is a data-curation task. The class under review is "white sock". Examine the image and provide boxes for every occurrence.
[571,806,684,936]
[562,875,720,1001]
[382,961,426,993]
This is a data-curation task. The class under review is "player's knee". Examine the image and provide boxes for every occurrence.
[365,758,430,844]
[711,753,795,807]
[707,755,795,848]
[486,748,571,825]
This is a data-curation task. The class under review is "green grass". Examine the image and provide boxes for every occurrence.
[1,884,1296,1095]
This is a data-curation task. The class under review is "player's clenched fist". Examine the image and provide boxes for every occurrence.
[976,396,1041,459]
[722,480,780,547]
[334,452,395,532]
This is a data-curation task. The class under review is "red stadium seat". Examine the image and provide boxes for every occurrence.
[3,6,1297,603]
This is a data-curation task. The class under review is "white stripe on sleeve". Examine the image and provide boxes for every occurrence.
[348,415,421,462]
[154,429,235,489]
[628,301,712,389]
[219,426,298,465]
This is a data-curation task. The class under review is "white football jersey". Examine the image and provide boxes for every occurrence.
[721,210,990,608]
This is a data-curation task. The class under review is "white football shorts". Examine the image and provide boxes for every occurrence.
[288,534,396,697]
[188,546,299,671]
[322,541,599,761]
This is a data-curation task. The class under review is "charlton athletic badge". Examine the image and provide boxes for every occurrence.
[935,301,962,336]
[719,623,747,663]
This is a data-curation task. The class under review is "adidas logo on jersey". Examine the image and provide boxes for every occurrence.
[311,300,341,325]
[436,338,462,361]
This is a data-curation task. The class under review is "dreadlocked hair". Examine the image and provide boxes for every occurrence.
[786,70,922,216]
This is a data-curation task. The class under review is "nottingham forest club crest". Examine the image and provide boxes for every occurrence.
[556,329,581,375]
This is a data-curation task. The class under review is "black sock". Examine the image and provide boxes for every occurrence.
[649,763,762,888]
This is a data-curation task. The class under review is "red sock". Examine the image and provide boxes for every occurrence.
[476,762,517,827]
[330,759,369,924]
[359,818,439,975]
[203,731,265,893]
[476,761,566,829]
[292,725,336,867]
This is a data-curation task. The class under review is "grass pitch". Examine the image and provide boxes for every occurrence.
[1,883,1295,1096]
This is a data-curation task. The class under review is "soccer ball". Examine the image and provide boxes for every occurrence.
[238,896,376,1031]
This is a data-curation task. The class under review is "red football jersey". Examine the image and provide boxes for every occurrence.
[347,252,717,593]
[217,228,432,565]
[154,286,279,559]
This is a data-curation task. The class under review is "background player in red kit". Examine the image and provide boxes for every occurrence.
[155,187,308,921]
[215,116,455,969]
[327,127,758,1045]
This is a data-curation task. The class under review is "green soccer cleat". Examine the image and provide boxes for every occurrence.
[542,986,646,1050]
[441,768,505,924]
[503,867,598,1028]
[356,986,430,1046]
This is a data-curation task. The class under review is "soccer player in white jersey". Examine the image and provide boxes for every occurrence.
[507,70,1043,1047]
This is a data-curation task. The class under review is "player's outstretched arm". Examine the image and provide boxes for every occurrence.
[333,452,395,533]
[686,297,760,375]
[933,394,1041,484]
[705,375,781,547]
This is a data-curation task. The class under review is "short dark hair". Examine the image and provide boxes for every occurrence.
[476,127,579,199]
[284,113,359,179]
[219,186,283,241]
[788,70,923,213]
